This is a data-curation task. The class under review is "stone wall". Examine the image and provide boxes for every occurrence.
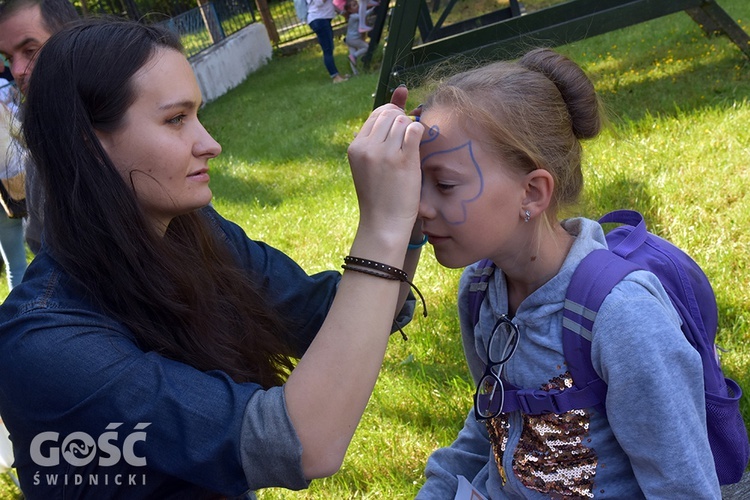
[189,22,272,104]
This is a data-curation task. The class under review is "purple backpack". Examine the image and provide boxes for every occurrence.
[468,210,749,484]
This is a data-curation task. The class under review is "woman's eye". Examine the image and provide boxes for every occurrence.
[436,182,456,192]
[167,115,186,125]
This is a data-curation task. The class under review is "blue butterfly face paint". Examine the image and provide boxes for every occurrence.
[420,124,485,226]
[418,110,526,269]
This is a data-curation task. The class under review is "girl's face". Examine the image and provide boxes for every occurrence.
[96,48,221,234]
[418,107,528,268]
[348,1,359,13]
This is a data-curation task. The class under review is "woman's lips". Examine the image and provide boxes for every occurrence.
[188,169,210,182]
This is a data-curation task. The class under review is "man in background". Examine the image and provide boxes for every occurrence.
[0,0,78,254]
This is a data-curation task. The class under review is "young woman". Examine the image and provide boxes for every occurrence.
[0,18,425,498]
[414,48,721,498]
[306,0,347,83]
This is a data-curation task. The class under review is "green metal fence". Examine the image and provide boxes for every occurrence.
[165,0,347,58]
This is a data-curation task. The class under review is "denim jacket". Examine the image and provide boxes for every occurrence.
[0,207,401,498]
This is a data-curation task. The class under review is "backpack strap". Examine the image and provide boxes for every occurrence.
[561,247,642,413]
[500,248,626,414]
[466,254,635,415]
[598,209,648,258]
[499,247,640,415]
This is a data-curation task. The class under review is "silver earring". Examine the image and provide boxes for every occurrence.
[524,209,531,223]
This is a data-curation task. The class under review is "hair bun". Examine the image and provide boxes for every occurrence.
[519,48,601,140]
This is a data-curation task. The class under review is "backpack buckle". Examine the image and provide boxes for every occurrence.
[516,389,562,415]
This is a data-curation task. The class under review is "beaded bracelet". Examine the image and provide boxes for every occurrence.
[342,256,428,340]
[407,234,428,250]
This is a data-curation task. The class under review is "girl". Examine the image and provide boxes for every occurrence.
[343,0,377,75]
[0,18,425,498]
[415,48,720,498]
[306,0,348,83]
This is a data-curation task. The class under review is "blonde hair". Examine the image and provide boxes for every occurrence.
[422,48,602,216]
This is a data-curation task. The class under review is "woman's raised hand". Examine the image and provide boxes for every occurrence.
[347,86,424,247]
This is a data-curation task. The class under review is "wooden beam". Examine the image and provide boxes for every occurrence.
[374,0,750,107]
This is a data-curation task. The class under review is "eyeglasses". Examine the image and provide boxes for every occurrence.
[474,315,520,420]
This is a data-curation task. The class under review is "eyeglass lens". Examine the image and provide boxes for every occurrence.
[488,319,518,365]
[476,375,502,418]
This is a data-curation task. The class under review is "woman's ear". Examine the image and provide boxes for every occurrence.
[520,168,554,221]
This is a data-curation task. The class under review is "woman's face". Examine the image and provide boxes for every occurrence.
[96,48,221,234]
[418,107,527,269]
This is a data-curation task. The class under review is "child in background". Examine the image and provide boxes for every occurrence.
[414,48,721,498]
[357,0,378,33]
[343,0,377,74]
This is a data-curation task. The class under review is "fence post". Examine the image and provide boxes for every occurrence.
[255,0,280,45]
[197,0,225,44]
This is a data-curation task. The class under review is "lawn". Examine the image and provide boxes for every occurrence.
[0,0,748,498]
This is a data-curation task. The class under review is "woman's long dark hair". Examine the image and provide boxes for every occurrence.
[23,18,295,387]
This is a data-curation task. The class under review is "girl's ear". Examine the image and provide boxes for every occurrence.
[520,168,554,220]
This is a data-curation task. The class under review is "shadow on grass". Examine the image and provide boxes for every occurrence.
[578,176,655,219]
[593,47,748,124]
[562,10,750,123]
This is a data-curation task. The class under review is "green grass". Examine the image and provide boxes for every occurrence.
[1,0,749,497]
